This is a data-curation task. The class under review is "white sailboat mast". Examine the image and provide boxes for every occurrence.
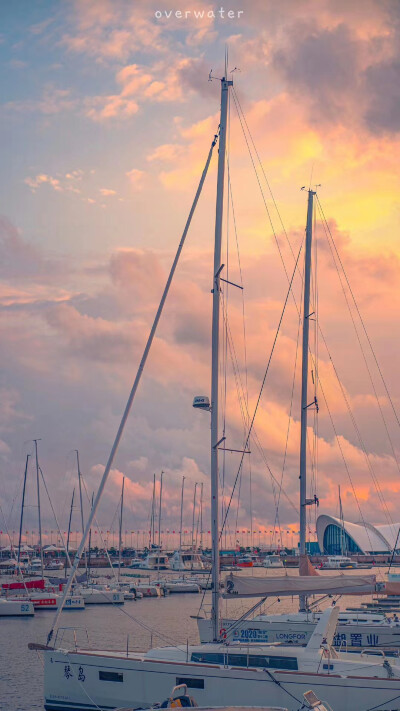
[191,482,197,550]
[150,472,156,549]
[211,76,232,640]
[299,189,315,611]
[34,439,44,578]
[76,450,88,576]
[118,476,125,581]
[179,475,185,559]
[17,454,30,564]
[157,470,163,571]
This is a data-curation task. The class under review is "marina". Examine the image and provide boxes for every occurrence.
[1,2,400,711]
[3,566,400,710]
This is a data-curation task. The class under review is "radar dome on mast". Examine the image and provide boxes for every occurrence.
[193,396,210,411]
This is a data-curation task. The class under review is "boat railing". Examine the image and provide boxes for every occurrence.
[361,648,386,658]
[54,626,91,651]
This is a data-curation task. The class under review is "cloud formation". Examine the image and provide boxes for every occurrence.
[1,0,400,544]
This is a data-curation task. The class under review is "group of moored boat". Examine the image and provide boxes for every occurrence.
[13,67,400,711]
[0,571,221,615]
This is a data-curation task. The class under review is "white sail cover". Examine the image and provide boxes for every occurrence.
[223,573,377,598]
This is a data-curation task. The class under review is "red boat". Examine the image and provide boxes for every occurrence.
[236,555,254,567]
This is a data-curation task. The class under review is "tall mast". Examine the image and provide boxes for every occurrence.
[118,477,125,582]
[299,189,315,611]
[34,439,44,578]
[88,493,94,581]
[76,451,87,575]
[179,475,185,561]
[191,482,198,550]
[158,471,163,552]
[338,485,346,556]
[65,488,75,578]
[150,473,156,549]
[200,482,204,550]
[211,76,232,640]
[18,454,30,564]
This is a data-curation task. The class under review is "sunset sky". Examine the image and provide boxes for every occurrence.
[1,0,400,547]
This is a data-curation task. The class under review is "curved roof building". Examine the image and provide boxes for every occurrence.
[316,515,400,555]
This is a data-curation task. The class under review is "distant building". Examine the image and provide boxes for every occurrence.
[316,515,400,555]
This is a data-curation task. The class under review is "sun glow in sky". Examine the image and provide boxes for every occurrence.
[1,0,400,546]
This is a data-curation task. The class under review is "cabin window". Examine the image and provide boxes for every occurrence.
[191,652,224,664]
[227,654,248,667]
[191,652,297,671]
[99,671,123,682]
[176,677,204,689]
[248,655,298,670]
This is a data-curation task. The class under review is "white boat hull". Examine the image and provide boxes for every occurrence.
[165,583,200,593]
[43,648,400,711]
[30,594,59,610]
[61,596,85,610]
[135,584,161,597]
[156,580,200,593]
[80,590,124,605]
[0,599,34,616]
[17,594,85,610]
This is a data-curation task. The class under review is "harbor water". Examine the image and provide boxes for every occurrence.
[0,566,392,711]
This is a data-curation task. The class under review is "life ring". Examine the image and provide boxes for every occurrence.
[219,628,227,639]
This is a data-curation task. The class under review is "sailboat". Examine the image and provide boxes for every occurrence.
[33,74,400,711]
[197,160,400,653]
[198,561,400,649]
[170,477,207,571]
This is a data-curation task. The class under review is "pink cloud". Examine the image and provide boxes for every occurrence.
[125,168,144,190]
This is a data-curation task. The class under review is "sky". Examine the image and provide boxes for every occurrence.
[1,0,400,549]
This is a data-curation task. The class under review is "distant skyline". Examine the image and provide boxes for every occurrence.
[1,0,400,545]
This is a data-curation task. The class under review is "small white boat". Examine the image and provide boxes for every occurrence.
[143,552,170,570]
[170,550,206,571]
[123,591,136,600]
[135,582,161,597]
[0,598,34,616]
[0,558,29,573]
[115,583,137,600]
[77,587,124,605]
[187,575,214,590]
[154,578,201,594]
[127,558,144,569]
[319,556,358,570]
[263,555,284,569]
[29,557,43,574]
[45,559,64,571]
